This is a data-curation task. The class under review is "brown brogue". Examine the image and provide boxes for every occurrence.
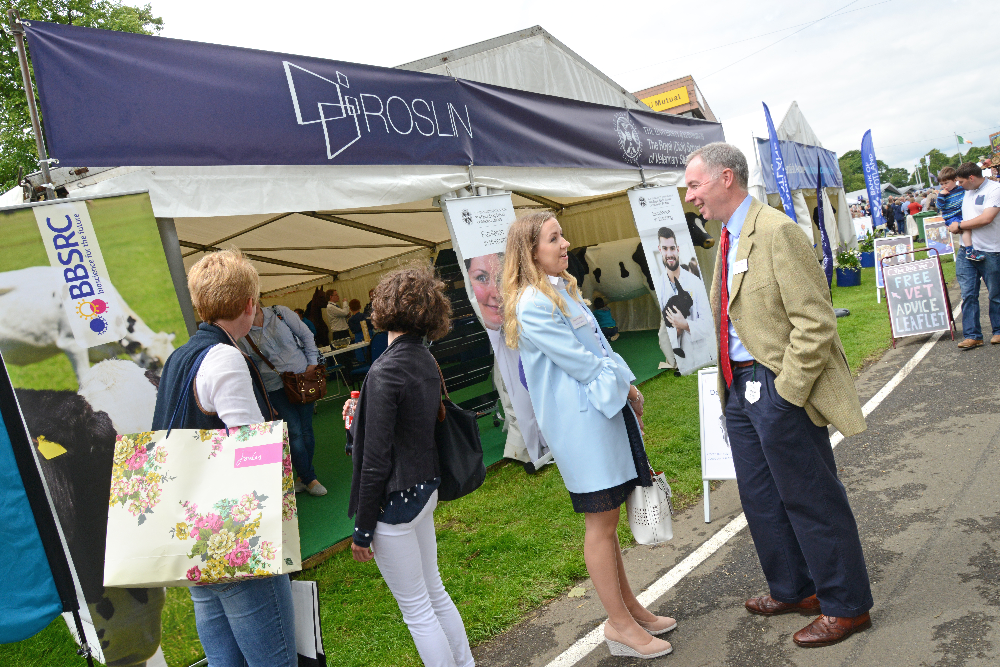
[957,338,984,349]
[793,613,872,648]
[992,334,1000,345]
[745,594,821,616]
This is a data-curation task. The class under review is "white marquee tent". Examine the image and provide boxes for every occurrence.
[733,102,858,254]
[5,25,721,335]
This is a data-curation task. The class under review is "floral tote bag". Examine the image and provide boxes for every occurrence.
[103,421,301,587]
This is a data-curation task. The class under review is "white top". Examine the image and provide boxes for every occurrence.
[195,344,265,428]
[326,301,351,333]
[962,178,1000,253]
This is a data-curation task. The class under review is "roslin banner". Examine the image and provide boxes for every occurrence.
[627,187,717,376]
[0,192,186,665]
[762,102,797,223]
[440,194,550,465]
[22,21,723,169]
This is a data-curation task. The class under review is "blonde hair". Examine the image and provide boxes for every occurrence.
[187,248,260,322]
[502,212,584,349]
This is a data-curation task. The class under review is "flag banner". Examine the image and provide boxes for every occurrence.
[754,139,844,193]
[440,194,550,464]
[816,158,833,288]
[23,21,724,169]
[762,103,797,222]
[628,187,716,376]
[1,192,186,663]
[860,130,888,229]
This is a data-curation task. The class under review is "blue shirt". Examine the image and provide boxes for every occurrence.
[725,196,754,363]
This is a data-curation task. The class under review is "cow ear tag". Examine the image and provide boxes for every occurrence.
[36,435,68,460]
[745,381,761,404]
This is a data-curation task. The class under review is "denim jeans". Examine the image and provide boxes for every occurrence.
[268,389,317,484]
[189,574,296,667]
[955,248,1000,340]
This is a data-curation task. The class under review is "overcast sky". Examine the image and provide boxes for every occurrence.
[154,0,997,172]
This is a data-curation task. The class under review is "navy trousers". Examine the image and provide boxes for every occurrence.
[725,363,873,618]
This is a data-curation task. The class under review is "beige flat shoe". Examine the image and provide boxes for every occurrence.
[636,615,678,635]
[604,622,673,659]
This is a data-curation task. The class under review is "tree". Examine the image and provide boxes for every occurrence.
[0,1,163,192]
[837,149,907,192]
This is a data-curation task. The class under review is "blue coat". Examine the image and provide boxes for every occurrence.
[516,281,638,494]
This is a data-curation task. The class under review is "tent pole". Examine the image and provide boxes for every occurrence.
[7,10,56,199]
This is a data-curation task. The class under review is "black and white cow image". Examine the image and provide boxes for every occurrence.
[570,238,653,303]
[0,266,176,383]
[16,360,164,667]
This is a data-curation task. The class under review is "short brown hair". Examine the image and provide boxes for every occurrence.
[370,263,451,340]
[938,166,957,181]
[348,298,361,311]
[187,249,259,322]
[956,162,983,179]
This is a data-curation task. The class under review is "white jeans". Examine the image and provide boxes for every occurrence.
[373,490,475,667]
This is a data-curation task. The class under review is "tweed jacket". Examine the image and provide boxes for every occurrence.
[710,198,866,437]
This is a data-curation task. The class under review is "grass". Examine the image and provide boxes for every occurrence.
[3,252,956,666]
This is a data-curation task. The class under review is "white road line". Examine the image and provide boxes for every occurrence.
[543,304,961,667]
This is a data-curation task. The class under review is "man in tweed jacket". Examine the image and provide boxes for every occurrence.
[685,143,873,649]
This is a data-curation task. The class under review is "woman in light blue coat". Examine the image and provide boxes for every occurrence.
[502,212,676,660]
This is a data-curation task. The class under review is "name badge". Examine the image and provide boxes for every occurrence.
[570,314,588,329]
[733,258,749,274]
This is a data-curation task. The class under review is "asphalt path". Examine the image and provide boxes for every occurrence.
[473,284,1000,667]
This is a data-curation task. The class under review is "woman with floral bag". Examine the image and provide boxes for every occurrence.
[150,249,296,667]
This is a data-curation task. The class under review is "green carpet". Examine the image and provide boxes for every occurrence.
[297,330,663,559]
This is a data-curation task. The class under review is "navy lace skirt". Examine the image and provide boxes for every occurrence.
[568,407,652,513]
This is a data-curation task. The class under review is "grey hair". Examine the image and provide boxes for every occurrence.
[686,142,749,190]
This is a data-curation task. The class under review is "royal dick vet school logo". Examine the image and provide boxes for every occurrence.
[615,112,642,165]
[462,209,473,225]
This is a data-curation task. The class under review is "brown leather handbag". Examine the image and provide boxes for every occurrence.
[244,315,327,404]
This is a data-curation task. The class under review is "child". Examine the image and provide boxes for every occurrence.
[938,166,983,261]
[590,297,619,341]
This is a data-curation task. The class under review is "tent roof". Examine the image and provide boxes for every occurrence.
[776,101,823,148]
[398,25,650,111]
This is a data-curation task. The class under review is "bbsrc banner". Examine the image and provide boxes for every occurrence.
[627,186,717,375]
[440,194,550,464]
[1,192,186,665]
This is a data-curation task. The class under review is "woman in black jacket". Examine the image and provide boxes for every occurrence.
[346,264,474,667]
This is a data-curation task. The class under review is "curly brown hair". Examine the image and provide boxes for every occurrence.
[370,263,452,340]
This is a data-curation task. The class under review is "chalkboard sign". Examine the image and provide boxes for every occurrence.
[884,257,951,338]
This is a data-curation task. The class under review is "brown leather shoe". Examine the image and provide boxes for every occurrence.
[991,335,1000,345]
[793,613,872,648]
[745,594,821,616]
[958,338,984,349]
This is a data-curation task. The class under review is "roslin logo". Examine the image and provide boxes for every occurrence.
[75,298,110,334]
[462,209,473,225]
[614,112,642,165]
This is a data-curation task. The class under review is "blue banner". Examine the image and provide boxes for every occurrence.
[23,21,724,169]
[816,157,833,287]
[861,130,887,228]
[755,139,844,192]
[763,103,796,222]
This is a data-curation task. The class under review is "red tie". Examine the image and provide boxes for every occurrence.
[719,228,732,388]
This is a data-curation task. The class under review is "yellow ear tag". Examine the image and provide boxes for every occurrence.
[36,435,67,460]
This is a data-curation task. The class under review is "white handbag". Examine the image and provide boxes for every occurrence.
[625,466,674,545]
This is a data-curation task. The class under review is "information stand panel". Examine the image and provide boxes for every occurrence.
[698,367,735,522]
[881,249,954,347]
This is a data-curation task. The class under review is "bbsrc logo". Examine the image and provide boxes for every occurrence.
[461,209,473,225]
[614,112,642,165]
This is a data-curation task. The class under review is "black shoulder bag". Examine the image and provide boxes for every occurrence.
[433,361,486,501]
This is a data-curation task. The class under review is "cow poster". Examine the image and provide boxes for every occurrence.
[627,186,717,376]
[440,194,550,466]
[0,192,186,666]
